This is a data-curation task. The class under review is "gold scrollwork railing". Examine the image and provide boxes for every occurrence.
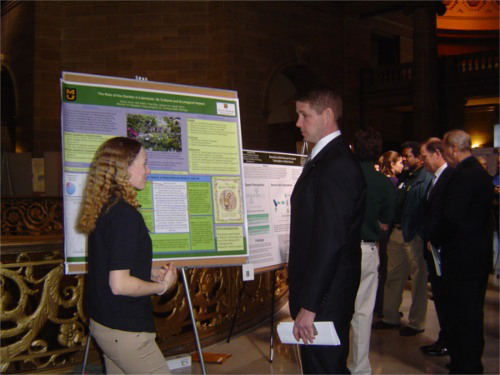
[1,197,63,236]
[1,249,85,373]
[1,198,289,373]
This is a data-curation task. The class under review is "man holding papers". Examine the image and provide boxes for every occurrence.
[288,87,366,374]
[420,138,453,357]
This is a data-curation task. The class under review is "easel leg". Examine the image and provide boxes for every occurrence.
[227,281,246,343]
[269,269,276,363]
[81,332,91,375]
[181,267,207,375]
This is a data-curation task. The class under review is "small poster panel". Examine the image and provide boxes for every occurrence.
[243,150,306,273]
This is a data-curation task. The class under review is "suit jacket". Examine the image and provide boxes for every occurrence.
[288,135,366,322]
[400,166,433,242]
[440,156,494,280]
[423,166,454,249]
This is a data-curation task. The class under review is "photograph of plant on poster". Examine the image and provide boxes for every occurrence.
[127,114,182,152]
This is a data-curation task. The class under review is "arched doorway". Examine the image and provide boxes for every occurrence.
[265,64,319,153]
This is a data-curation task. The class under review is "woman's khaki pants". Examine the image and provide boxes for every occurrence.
[90,319,170,374]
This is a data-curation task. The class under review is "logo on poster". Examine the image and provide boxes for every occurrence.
[65,88,77,101]
[216,102,236,116]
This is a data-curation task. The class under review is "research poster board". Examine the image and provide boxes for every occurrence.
[61,72,248,274]
[243,150,306,273]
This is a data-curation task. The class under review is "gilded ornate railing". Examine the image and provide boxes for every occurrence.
[1,198,289,373]
[1,198,63,236]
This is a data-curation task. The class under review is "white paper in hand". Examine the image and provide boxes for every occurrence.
[277,321,340,346]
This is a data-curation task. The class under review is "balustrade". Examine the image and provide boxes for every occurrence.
[361,50,498,94]
[0,197,288,373]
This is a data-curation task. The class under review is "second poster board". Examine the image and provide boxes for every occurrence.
[243,150,306,273]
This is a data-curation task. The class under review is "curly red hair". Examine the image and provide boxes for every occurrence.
[77,137,142,234]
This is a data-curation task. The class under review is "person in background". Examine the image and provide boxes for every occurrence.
[493,155,500,283]
[350,128,395,375]
[288,86,366,373]
[493,155,500,188]
[419,138,454,357]
[380,151,404,186]
[374,150,403,317]
[477,156,488,170]
[78,137,177,374]
[373,141,432,336]
[439,130,494,374]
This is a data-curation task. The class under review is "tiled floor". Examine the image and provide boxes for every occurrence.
[175,275,499,374]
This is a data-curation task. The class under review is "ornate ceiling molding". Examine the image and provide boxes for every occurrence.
[437,0,500,31]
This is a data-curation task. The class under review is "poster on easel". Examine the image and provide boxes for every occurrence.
[243,150,306,273]
[61,72,248,274]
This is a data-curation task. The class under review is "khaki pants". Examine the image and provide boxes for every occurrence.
[90,319,170,374]
[383,228,428,330]
[350,241,379,375]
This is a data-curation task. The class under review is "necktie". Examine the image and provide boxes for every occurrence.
[304,153,312,167]
[427,174,437,199]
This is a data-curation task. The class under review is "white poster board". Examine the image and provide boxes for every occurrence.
[243,150,306,273]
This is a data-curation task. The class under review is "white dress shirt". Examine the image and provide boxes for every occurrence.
[433,162,448,185]
[310,130,341,160]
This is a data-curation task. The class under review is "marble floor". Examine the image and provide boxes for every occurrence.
[173,275,499,375]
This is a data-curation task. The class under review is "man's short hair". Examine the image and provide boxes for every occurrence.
[443,129,471,152]
[355,127,382,162]
[401,141,421,157]
[296,86,343,122]
[423,137,442,154]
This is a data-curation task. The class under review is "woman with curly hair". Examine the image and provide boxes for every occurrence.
[380,151,404,186]
[78,137,176,374]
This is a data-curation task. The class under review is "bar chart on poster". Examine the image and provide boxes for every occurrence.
[61,72,248,273]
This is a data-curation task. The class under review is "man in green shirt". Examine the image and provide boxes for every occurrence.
[350,128,395,374]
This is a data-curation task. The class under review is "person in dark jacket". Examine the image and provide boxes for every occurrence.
[373,141,432,336]
[419,138,454,357]
[288,87,366,374]
[439,130,494,374]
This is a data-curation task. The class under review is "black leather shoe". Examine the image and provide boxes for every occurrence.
[399,326,424,336]
[372,321,401,329]
[420,343,435,352]
[421,342,449,356]
[420,340,440,352]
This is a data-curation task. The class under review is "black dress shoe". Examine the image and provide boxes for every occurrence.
[420,343,435,352]
[372,321,401,329]
[422,342,449,356]
[420,339,441,352]
[399,326,424,336]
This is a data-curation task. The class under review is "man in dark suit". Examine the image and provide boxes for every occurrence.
[288,87,366,374]
[419,138,454,357]
[439,130,494,374]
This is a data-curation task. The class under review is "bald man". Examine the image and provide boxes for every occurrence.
[439,130,494,374]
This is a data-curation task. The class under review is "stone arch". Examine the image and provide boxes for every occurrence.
[265,62,320,153]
